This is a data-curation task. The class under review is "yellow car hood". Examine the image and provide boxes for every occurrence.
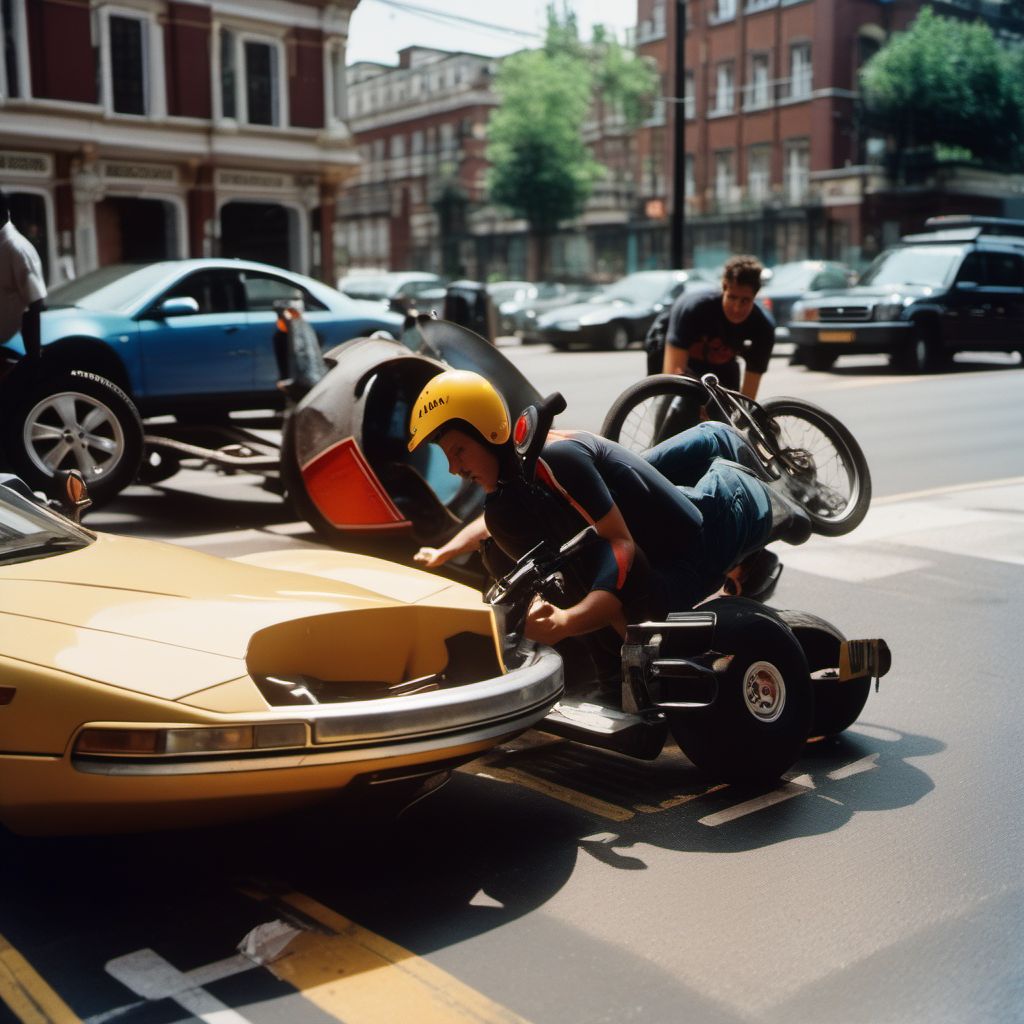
[0,534,481,701]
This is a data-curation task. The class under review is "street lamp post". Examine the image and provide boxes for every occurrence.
[670,0,687,269]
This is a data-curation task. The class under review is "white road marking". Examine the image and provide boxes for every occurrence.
[827,753,880,781]
[237,920,303,967]
[102,948,258,1024]
[698,781,811,826]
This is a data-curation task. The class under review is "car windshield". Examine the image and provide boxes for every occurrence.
[859,246,962,288]
[46,264,176,313]
[0,486,92,565]
[599,274,676,305]
[765,264,822,291]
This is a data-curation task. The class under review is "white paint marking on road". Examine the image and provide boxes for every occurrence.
[777,545,929,582]
[827,752,880,781]
[469,889,506,909]
[698,781,811,826]
[104,949,255,1024]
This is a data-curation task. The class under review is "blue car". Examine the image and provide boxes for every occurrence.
[0,259,403,502]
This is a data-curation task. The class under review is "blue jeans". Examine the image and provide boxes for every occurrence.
[645,422,774,608]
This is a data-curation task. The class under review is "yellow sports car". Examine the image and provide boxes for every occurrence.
[0,477,563,836]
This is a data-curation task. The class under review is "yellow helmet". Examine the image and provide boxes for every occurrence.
[408,370,510,452]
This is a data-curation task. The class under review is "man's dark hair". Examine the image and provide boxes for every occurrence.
[722,254,763,293]
[0,190,9,222]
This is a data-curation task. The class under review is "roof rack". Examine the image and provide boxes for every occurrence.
[922,215,1024,235]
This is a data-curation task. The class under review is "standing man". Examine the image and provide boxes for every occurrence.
[0,190,47,370]
[663,254,774,400]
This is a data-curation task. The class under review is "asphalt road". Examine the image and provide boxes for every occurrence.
[3,345,1022,1024]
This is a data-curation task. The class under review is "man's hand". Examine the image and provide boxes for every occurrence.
[525,597,571,645]
[413,547,448,569]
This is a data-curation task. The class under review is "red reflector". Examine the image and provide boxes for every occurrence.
[301,437,410,530]
[0,687,14,706]
[514,414,530,446]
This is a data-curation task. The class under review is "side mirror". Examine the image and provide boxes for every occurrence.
[156,296,200,318]
[57,469,92,523]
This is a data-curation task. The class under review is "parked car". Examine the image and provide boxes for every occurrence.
[0,473,563,836]
[758,261,857,340]
[789,216,1024,372]
[502,283,603,342]
[535,270,716,351]
[0,259,402,503]
[337,271,445,314]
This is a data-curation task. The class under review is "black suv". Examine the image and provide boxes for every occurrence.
[788,216,1024,372]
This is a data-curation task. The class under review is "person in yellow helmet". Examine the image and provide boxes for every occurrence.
[409,369,809,644]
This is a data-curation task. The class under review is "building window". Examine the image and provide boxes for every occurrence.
[110,14,146,114]
[745,53,770,110]
[714,150,734,202]
[713,0,737,21]
[789,42,812,100]
[0,0,29,100]
[713,62,734,115]
[783,139,810,203]
[747,145,771,201]
[100,7,165,118]
[217,27,286,126]
[684,154,695,199]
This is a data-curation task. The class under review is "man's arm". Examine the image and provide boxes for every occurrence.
[740,368,762,400]
[662,342,689,376]
[414,514,489,569]
[525,503,633,643]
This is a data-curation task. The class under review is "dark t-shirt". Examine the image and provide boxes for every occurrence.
[484,432,705,616]
[665,289,775,380]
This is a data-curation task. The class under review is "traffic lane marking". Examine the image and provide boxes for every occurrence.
[0,931,80,1024]
[244,890,532,1024]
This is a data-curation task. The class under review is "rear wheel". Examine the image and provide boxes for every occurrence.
[608,324,631,351]
[600,374,705,453]
[666,599,813,785]
[775,609,870,737]
[0,370,143,506]
[803,348,838,371]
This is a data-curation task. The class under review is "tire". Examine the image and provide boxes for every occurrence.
[775,609,870,737]
[760,397,872,537]
[803,348,837,371]
[600,375,705,453]
[608,324,631,352]
[0,371,143,506]
[890,325,949,374]
[665,598,813,785]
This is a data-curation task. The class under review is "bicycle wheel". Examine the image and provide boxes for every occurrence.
[600,374,706,453]
[759,397,871,537]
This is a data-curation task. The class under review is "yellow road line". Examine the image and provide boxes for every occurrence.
[0,933,80,1024]
[471,765,635,822]
[257,890,531,1024]
[873,474,1024,505]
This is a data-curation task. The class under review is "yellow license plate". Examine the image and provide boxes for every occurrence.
[818,330,855,343]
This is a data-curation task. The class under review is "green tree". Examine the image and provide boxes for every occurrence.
[860,7,1024,174]
[486,4,658,277]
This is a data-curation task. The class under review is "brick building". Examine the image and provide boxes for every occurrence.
[340,46,498,278]
[0,0,359,288]
[634,0,1024,271]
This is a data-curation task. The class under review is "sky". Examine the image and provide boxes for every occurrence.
[346,0,637,66]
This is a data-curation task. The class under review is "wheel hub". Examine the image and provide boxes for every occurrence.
[743,661,786,723]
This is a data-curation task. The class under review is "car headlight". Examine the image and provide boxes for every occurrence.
[791,302,819,322]
[74,723,308,756]
[873,296,912,321]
